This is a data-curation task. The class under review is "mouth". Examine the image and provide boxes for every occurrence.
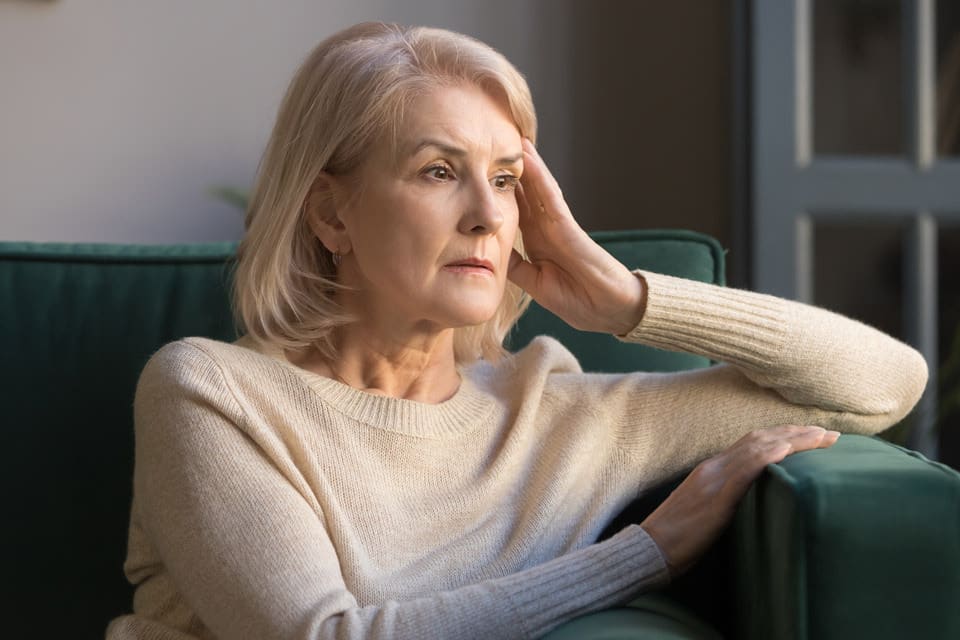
[443,257,495,275]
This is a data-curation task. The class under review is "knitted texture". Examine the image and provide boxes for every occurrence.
[106,270,927,639]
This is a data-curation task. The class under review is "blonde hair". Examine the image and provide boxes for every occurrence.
[232,22,537,364]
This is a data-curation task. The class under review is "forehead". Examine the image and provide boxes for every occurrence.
[395,84,521,156]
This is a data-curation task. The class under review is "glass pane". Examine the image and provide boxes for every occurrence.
[937,1,960,157]
[813,0,904,155]
[938,224,960,469]
[813,220,904,340]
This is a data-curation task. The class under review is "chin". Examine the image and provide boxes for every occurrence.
[421,284,506,328]
[448,309,500,329]
[440,300,502,328]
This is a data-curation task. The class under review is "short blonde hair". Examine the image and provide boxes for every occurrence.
[233,22,537,363]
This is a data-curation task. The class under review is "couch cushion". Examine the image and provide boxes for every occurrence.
[543,594,722,639]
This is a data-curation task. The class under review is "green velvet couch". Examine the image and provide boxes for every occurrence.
[2,230,958,639]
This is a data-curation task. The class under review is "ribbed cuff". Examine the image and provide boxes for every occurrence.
[618,270,789,370]
[494,525,670,638]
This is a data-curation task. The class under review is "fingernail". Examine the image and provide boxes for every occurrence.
[828,430,841,437]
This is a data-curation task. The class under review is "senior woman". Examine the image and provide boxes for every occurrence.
[106,22,927,640]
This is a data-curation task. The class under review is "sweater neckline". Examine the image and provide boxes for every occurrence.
[234,336,498,438]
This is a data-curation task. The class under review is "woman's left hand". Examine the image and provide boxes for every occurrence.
[507,138,645,335]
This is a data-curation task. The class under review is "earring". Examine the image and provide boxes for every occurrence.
[332,251,342,267]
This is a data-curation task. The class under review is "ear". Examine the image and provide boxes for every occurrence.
[304,171,353,256]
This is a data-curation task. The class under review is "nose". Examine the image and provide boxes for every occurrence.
[457,178,504,236]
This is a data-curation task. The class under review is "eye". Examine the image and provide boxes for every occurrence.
[423,163,454,182]
[492,174,519,192]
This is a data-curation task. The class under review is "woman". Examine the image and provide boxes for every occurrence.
[106,22,927,640]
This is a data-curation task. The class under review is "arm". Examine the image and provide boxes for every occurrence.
[509,139,927,474]
[609,275,928,574]
[633,270,926,477]
[508,138,929,586]
[589,269,927,480]
[131,342,670,640]
[622,268,928,423]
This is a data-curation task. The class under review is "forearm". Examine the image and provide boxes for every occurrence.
[316,525,668,640]
[619,270,928,427]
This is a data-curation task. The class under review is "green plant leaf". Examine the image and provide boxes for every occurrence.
[210,186,249,211]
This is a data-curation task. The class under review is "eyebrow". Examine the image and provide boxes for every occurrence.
[409,138,523,165]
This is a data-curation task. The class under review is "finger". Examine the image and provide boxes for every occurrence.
[729,426,838,467]
[522,138,563,194]
[781,425,840,452]
[521,139,569,221]
[507,248,539,294]
[515,182,536,227]
[738,424,830,447]
[715,429,800,475]
[520,147,554,214]
[820,430,841,447]
[725,439,794,484]
[519,152,547,216]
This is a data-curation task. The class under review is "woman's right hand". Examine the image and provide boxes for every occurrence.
[640,425,840,577]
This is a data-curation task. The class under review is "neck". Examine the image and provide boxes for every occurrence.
[287,321,461,404]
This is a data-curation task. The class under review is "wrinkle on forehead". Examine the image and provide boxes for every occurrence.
[392,85,522,166]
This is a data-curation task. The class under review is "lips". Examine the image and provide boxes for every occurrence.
[444,257,495,273]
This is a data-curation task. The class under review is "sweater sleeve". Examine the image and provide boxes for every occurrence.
[129,341,670,640]
[601,270,928,482]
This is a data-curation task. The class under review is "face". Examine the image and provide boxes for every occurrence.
[332,84,523,333]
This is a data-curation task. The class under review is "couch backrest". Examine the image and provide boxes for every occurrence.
[2,242,238,638]
[507,230,725,371]
[0,229,724,638]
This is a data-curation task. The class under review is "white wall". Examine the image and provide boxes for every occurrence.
[0,0,572,243]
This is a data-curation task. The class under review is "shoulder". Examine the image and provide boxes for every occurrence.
[137,336,289,406]
[465,335,585,402]
[134,336,307,443]
[144,335,280,373]
[135,338,233,408]
[140,337,241,385]
[509,335,583,373]
[473,335,582,378]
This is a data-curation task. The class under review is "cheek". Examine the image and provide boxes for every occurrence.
[503,197,520,231]
[350,193,439,259]
[500,200,520,258]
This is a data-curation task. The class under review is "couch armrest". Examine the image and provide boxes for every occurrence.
[732,434,960,640]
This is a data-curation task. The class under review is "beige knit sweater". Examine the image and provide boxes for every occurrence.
[105,271,927,640]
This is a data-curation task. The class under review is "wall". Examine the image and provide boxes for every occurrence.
[568,1,732,242]
[0,1,731,258]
